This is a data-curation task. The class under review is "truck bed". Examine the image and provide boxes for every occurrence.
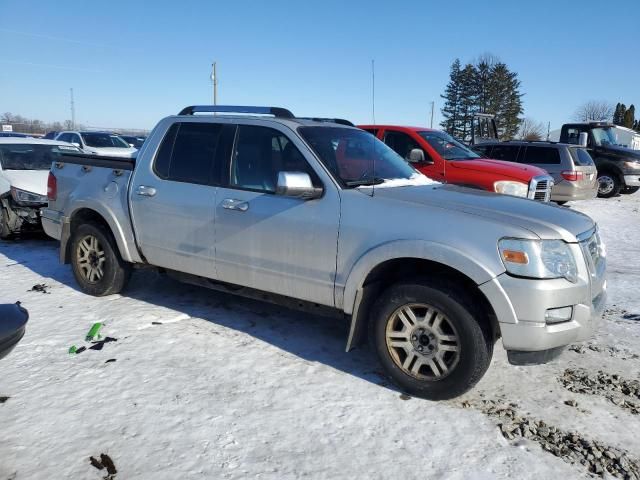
[43,151,143,264]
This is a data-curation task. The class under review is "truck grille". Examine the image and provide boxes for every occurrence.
[527,175,553,202]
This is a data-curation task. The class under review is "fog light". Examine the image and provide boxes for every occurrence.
[545,306,573,324]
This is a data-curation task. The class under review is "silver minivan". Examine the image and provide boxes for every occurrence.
[474,142,598,204]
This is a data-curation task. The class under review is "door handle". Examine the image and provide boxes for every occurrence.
[135,185,157,197]
[222,198,249,212]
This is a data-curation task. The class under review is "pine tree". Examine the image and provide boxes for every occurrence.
[623,104,635,129]
[458,63,478,141]
[613,103,624,125]
[440,59,463,137]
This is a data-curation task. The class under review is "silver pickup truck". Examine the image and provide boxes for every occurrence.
[42,105,607,400]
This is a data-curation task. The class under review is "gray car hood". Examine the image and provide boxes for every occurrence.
[370,184,595,242]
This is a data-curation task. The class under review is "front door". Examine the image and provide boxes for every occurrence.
[215,123,340,306]
[129,121,229,279]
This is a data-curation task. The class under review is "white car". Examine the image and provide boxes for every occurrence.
[0,138,80,238]
[55,131,137,158]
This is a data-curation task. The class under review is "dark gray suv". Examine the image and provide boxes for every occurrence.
[474,141,598,204]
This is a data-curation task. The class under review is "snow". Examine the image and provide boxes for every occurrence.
[357,172,440,189]
[1,193,639,479]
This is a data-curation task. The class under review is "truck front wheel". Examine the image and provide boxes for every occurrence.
[369,280,492,400]
[597,171,622,198]
[70,223,131,296]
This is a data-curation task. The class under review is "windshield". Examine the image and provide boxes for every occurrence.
[418,131,480,160]
[0,143,81,170]
[81,133,131,148]
[298,127,420,187]
[591,127,618,147]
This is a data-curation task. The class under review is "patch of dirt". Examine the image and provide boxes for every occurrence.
[28,283,50,294]
[569,343,639,360]
[89,453,117,479]
[559,368,640,415]
[461,398,640,478]
[0,396,9,403]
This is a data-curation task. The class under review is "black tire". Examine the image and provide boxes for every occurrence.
[555,201,568,206]
[597,171,622,198]
[369,279,492,400]
[621,186,639,195]
[70,222,131,296]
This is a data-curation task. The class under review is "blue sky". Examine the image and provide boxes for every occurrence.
[1,0,638,131]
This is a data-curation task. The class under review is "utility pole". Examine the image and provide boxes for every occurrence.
[430,101,435,128]
[210,62,218,105]
[70,88,76,129]
[547,121,551,141]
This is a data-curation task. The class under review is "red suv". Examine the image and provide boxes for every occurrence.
[358,125,553,201]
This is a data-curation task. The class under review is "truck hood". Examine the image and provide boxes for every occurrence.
[84,147,137,158]
[371,184,594,242]
[449,158,547,181]
[595,145,640,161]
[2,169,49,196]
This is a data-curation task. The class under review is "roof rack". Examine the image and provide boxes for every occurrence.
[178,105,295,118]
[298,117,355,127]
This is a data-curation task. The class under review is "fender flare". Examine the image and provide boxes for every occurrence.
[65,200,142,264]
[341,240,501,351]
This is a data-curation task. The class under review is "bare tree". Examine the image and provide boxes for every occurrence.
[517,118,546,140]
[573,101,614,122]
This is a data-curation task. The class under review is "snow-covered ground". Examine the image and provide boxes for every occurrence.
[1,194,639,479]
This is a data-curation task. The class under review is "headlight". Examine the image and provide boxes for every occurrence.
[498,238,578,283]
[10,187,48,205]
[493,181,528,197]
[623,161,640,169]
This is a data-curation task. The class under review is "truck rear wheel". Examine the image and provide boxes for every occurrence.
[70,223,131,296]
[597,171,621,198]
[369,279,492,400]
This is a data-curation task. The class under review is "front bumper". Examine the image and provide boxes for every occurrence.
[623,174,640,187]
[480,240,606,361]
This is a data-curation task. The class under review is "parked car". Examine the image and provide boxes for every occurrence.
[557,122,640,197]
[42,131,59,140]
[0,303,29,360]
[358,125,554,202]
[43,105,606,400]
[120,135,147,149]
[55,131,137,158]
[0,132,30,138]
[0,138,81,238]
[473,141,598,204]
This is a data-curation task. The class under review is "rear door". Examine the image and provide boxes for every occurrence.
[214,122,340,306]
[129,120,231,278]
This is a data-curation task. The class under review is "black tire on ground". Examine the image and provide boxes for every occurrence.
[555,201,568,206]
[597,171,622,198]
[369,279,493,400]
[70,222,132,296]
[621,186,639,195]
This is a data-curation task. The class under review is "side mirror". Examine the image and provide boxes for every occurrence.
[0,303,28,360]
[72,142,81,148]
[128,143,135,148]
[579,132,588,148]
[276,172,323,200]
[408,148,433,165]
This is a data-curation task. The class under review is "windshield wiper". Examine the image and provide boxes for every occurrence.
[345,177,386,187]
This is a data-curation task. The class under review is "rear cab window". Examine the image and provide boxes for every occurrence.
[153,122,230,185]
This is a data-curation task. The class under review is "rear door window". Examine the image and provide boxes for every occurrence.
[522,146,561,165]
[383,131,422,161]
[488,145,520,162]
[153,122,225,185]
[569,148,595,166]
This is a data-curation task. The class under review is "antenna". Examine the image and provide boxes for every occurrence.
[430,101,434,128]
[371,59,376,197]
[70,88,76,129]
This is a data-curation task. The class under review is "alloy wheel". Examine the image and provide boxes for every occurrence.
[76,234,106,284]
[385,303,460,380]
[598,175,615,196]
